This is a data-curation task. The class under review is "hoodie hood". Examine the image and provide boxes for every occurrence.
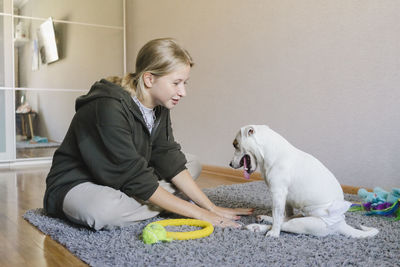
[75,79,132,111]
[77,79,166,137]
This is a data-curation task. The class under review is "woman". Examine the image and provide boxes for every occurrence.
[44,38,252,230]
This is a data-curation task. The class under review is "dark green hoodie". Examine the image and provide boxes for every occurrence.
[43,79,187,219]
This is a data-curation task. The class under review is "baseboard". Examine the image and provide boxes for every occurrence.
[0,158,52,170]
[202,164,263,181]
[202,165,369,195]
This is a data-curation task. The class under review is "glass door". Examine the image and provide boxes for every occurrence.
[10,0,124,161]
[0,10,15,162]
[0,0,125,162]
[0,89,15,161]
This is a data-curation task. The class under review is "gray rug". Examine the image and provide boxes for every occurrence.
[24,181,399,266]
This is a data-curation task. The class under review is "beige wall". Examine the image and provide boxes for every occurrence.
[126,0,400,189]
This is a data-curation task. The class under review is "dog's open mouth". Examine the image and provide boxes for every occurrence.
[240,154,252,179]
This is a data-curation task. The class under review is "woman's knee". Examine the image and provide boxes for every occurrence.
[184,153,202,179]
[63,182,142,230]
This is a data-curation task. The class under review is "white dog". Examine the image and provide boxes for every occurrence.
[230,125,378,238]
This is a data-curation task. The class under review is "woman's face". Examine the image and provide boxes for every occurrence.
[146,64,191,109]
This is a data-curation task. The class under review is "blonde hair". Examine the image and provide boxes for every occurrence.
[105,75,122,85]
[117,38,193,99]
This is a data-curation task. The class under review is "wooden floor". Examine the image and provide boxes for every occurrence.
[16,147,58,159]
[0,165,252,267]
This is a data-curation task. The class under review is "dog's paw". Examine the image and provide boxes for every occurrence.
[266,230,280,238]
[256,215,273,224]
[245,224,271,234]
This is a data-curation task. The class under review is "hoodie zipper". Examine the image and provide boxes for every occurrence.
[120,98,151,135]
[121,97,162,141]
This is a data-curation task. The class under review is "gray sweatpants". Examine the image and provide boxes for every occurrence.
[62,153,202,230]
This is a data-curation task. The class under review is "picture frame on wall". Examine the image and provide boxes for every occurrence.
[37,17,59,64]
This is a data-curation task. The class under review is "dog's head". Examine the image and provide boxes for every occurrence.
[229,125,263,178]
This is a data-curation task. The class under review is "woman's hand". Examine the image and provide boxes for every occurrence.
[210,206,254,220]
[149,186,243,228]
[171,171,254,220]
[169,171,253,227]
[199,209,242,228]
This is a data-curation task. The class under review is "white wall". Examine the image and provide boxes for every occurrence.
[126,0,400,190]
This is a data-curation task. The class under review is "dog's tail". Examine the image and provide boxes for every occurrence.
[338,222,379,238]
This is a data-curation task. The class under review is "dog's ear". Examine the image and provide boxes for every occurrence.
[244,126,255,137]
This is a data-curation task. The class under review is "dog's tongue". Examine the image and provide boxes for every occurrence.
[243,157,250,180]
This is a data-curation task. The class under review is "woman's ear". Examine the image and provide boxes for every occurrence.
[143,72,154,88]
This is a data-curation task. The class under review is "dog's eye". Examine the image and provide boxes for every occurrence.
[233,140,239,150]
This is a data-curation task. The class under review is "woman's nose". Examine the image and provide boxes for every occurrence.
[178,85,186,97]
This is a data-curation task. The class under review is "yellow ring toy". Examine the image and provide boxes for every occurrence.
[153,219,214,240]
[142,219,214,244]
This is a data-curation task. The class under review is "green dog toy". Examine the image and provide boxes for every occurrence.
[142,219,214,244]
[142,223,172,244]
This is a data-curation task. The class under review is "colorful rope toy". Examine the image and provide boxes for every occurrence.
[142,219,214,244]
[349,187,400,221]
[349,199,400,220]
